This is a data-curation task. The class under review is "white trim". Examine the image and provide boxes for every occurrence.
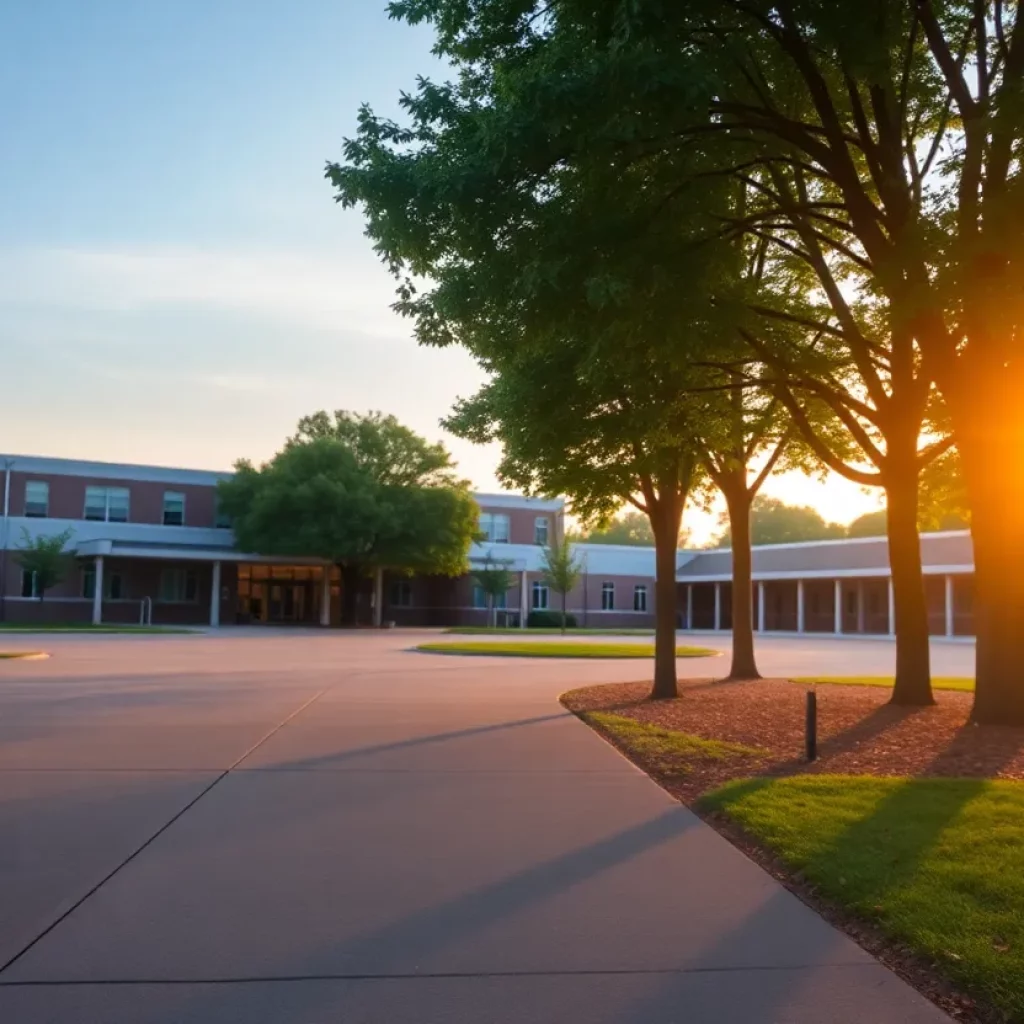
[474,492,563,511]
[945,574,955,638]
[677,564,975,583]
[0,454,231,487]
[695,529,970,555]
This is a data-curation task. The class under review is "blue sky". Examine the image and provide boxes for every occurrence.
[0,0,878,540]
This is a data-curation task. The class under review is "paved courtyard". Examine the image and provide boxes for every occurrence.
[0,631,967,1023]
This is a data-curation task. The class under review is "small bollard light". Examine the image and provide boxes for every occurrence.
[805,688,818,762]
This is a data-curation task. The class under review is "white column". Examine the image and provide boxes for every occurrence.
[373,567,384,628]
[796,580,805,634]
[520,569,528,628]
[757,581,766,632]
[833,579,842,635]
[945,574,955,637]
[92,555,104,626]
[856,581,865,634]
[320,567,331,627]
[686,584,694,630]
[210,560,221,628]
[888,578,895,636]
[713,582,722,631]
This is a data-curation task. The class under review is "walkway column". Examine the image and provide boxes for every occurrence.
[833,579,842,635]
[757,581,766,632]
[210,560,221,627]
[887,578,895,636]
[520,569,528,628]
[372,567,384,628]
[713,582,722,631]
[796,580,805,634]
[856,581,865,634]
[686,584,693,630]
[320,568,331,627]
[945,574,955,637]
[92,555,104,626]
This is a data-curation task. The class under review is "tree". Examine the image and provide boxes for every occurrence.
[847,510,888,539]
[15,528,74,601]
[218,413,478,626]
[713,497,845,548]
[540,538,582,634]
[471,553,516,628]
[580,512,656,547]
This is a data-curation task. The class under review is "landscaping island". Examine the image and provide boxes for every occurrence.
[563,677,1024,1023]
[417,641,718,659]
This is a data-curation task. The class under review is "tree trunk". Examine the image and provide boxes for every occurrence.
[650,496,683,700]
[340,564,360,627]
[488,594,495,629]
[561,590,567,635]
[884,463,934,705]
[722,485,760,680]
[949,368,1024,724]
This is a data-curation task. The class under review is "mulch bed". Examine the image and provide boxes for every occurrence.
[561,677,1024,804]
[562,677,1024,1024]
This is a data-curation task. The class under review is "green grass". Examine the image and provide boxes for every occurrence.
[793,675,975,693]
[700,776,1024,1020]
[416,641,718,658]
[0,624,196,634]
[444,627,655,636]
[586,711,762,773]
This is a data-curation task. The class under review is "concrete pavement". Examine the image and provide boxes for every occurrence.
[0,631,957,1022]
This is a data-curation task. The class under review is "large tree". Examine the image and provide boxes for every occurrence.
[713,496,845,548]
[218,413,478,625]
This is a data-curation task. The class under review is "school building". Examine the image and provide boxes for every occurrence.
[0,454,975,636]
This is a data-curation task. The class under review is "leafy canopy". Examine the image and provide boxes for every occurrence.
[713,496,845,548]
[15,528,75,598]
[218,412,478,575]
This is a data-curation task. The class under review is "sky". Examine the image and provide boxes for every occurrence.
[0,0,882,545]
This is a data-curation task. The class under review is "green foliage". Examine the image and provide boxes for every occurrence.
[446,625,652,635]
[526,610,578,629]
[218,412,477,577]
[700,777,1024,1020]
[918,449,970,531]
[540,538,582,633]
[579,511,656,547]
[846,510,888,538]
[713,496,844,547]
[471,553,516,626]
[14,528,74,600]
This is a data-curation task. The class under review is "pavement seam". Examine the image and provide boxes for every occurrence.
[0,963,879,986]
[0,688,328,979]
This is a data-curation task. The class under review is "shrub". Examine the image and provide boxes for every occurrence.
[527,610,578,629]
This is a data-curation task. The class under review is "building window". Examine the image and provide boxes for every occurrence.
[159,568,198,603]
[633,584,648,613]
[534,516,550,546]
[84,486,130,523]
[479,512,511,544]
[601,582,615,611]
[82,569,125,600]
[21,570,38,598]
[214,500,232,529]
[473,586,507,609]
[531,581,549,610]
[389,580,413,607]
[163,491,186,526]
[24,481,49,518]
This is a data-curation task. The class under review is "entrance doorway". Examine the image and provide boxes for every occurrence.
[237,565,328,625]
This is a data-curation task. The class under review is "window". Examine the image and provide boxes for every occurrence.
[633,584,648,613]
[84,486,130,522]
[82,570,124,600]
[390,580,413,607]
[473,586,507,610]
[534,516,550,546]
[159,568,198,603]
[214,501,232,529]
[478,512,510,544]
[601,582,615,611]
[531,580,549,610]
[163,491,186,526]
[24,481,49,518]
[20,570,38,598]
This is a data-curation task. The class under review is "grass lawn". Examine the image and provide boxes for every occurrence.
[0,624,196,634]
[444,627,655,636]
[700,775,1024,1020]
[416,641,718,658]
[585,712,761,774]
[793,675,975,692]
